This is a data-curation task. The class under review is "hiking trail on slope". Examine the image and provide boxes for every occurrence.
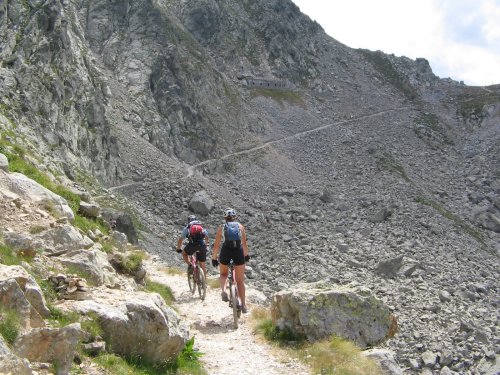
[146,262,311,375]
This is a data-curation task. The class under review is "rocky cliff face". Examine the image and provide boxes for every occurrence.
[1,0,499,373]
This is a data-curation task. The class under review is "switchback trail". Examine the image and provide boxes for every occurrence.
[110,106,410,190]
[146,262,311,375]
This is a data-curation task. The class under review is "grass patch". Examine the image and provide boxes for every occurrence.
[376,152,411,182]
[457,87,500,121]
[414,113,454,145]
[29,225,47,234]
[300,336,382,375]
[0,308,20,344]
[93,337,205,374]
[80,312,103,339]
[252,310,381,375]
[48,306,80,327]
[256,318,305,346]
[415,196,486,246]
[144,279,174,306]
[0,243,33,265]
[250,88,305,108]
[207,277,220,289]
[122,252,145,274]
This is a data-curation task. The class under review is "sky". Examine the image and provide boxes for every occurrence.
[291,0,500,86]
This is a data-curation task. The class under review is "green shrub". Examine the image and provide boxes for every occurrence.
[93,337,206,374]
[0,308,20,344]
[256,319,305,345]
[0,244,33,265]
[144,279,174,306]
[29,225,46,234]
[123,253,144,274]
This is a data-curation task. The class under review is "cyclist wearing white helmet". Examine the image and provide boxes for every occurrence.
[176,214,209,277]
[211,208,250,313]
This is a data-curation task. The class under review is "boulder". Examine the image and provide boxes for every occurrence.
[60,287,189,363]
[271,281,398,348]
[78,201,101,218]
[188,190,214,215]
[473,208,500,233]
[13,323,81,375]
[38,224,94,254]
[0,278,40,330]
[111,231,128,248]
[0,153,8,171]
[374,255,404,278]
[319,189,334,203]
[60,249,116,286]
[3,232,36,257]
[0,264,51,319]
[101,209,138,244]
[364,349,404,375]
[368,207,393,223]
[0,336,32,375]
[0,170,74,221]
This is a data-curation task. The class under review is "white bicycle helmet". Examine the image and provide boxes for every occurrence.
[223,208,236,218]
[187,214,197,223]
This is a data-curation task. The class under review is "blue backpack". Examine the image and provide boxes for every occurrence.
[224,222,241,247]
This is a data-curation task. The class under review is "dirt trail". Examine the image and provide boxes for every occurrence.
[146,263,311,375]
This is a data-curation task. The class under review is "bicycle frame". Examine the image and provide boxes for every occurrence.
[187,252,206,300]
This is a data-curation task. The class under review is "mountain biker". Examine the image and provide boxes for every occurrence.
[211,208,250,313]
[176,215,209,277]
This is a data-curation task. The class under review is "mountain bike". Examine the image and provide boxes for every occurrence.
[227,259,241,328]
[187,253,206,301]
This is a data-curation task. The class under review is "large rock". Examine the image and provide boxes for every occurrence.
[271,281,398,348]
[0,335,32,375]
[101,209,138,244]
[60,249,116,286]
[0,170,74,221]
[78,201,101,218]
[473,208,500,233]
[364,349,404,375]
[13,323,81,375]
[0,153,8,171]
[60,287,189,364]
[0,264,51,319]
[38,224,94,254]
[188,190,214,215]
[0,278,38,330]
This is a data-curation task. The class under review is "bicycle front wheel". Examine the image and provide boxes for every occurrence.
[187,267,196,294]
[196,266,206,301]
[230,283,239,329]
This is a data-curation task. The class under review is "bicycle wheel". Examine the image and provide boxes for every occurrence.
[230,283,239,329]
[196,265,206,301]
[187,267,196,294]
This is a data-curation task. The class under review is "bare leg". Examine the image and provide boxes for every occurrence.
[182,251,190,266]
[234,264,246,307]
[219,264,228,294]
[200,261,207,277]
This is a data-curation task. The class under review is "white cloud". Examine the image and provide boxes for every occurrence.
[291,0,500,85]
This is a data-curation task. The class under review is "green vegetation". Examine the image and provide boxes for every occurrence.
[122,252,145,274]
[252,309,381,374]
[0,243,33,265]
[458,87,500,121]
[144,279,174,306]
[3,143,109,235]
[300,336,382,375]
[358,49,417,101]
[48,306,81,327]
[376,152,411,183]
[29,225,46,234]
[93,337,205,375]
[250,88,305,108]
[415,196,486,246]
[414,113,454,145]
[0,308,20,344]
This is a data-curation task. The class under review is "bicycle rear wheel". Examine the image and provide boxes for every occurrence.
[196,265,206,301]
[230,283,239,329]
[187,267,196,294]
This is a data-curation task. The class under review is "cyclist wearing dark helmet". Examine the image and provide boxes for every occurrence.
[211,208,250,313]
[176,214,209,277]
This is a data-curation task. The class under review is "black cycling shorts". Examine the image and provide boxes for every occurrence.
[183,243,207,262]
[219,243,245,266]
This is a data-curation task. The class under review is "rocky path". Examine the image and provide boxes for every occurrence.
[146,264,311,375]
